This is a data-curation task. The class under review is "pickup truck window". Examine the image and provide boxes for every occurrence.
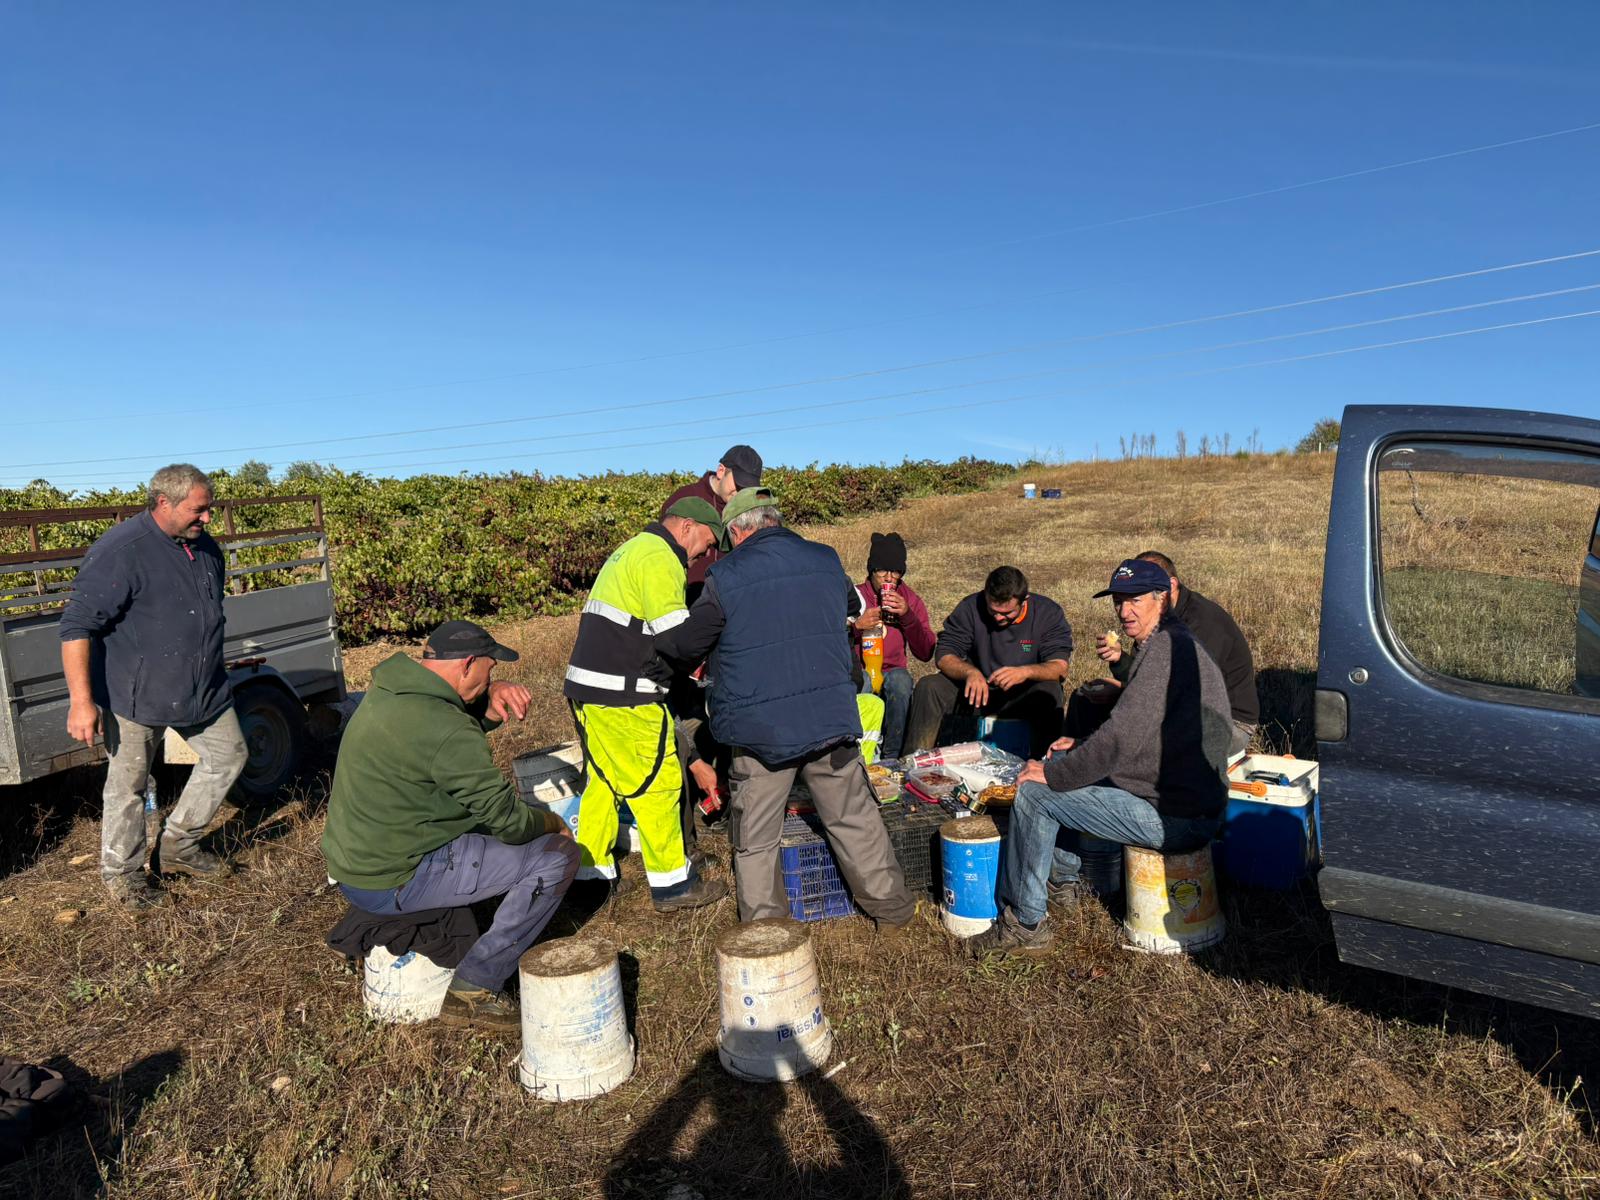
[1376,441,1600,704]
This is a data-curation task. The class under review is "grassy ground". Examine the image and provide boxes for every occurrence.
[2,454,1597,1200]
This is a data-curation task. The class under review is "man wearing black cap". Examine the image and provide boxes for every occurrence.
[659,444,763,593]
[967,560,1232,957]
[322,620,579,1030]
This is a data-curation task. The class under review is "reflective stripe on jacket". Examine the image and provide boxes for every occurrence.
[563,524,689,707]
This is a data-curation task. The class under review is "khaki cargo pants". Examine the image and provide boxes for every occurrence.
[101,708,247,881]
[728,742,915,925]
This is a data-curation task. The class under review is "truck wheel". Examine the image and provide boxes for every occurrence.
[234,686,307,802]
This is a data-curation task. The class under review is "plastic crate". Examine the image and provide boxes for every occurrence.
[781,814,854,922]
[879,799,946,895]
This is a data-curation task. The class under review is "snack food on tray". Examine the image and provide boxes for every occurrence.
[866,761,902,802]
[978,783,1017,808]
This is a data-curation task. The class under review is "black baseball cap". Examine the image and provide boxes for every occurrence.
[720,444,763,489]
[423,619,520,662]
[1092,558,1172,599]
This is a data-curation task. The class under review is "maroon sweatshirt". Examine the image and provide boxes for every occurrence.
[853,579,936,671]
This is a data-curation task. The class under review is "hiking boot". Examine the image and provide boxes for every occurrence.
[965,907,1055,958]
[652,876,728,913]
[439,982,520,1033]
[1046,878,1081,911]
[160,845,233,881]
[106,872,170,911]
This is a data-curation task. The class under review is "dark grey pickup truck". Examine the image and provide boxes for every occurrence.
[0,495,346,799]
[1316,405,1600,1019]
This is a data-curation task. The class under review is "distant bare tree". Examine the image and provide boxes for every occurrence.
[1221,432,1232,456]
[1199,435,1211,458]
[1175,430,1188,459]
[1118,435,1129,460]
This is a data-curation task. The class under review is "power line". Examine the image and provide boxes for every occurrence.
[72,281,1600,473]
[942,120,1600,256]
[9,120,1599,431]
[8,248,1597,473]
[24,305,1600,487]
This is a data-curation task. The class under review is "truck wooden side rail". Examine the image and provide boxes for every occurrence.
[0,496,346,797]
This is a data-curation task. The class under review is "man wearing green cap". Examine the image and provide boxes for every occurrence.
[563,499,729,912]
[654,488,916,930]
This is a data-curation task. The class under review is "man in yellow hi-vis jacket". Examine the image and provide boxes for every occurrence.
[563,498,729,911]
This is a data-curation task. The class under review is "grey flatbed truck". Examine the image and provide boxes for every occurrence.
[0,495,345,799]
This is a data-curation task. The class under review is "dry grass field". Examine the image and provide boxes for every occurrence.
[2,454,1598,1200]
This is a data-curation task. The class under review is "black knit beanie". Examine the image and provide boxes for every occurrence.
[867,532,908,576]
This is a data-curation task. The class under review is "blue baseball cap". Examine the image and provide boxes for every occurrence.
[1093,558,1171,598]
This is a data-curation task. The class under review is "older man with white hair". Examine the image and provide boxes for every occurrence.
[653,488,917,931]
[59,463,249,909]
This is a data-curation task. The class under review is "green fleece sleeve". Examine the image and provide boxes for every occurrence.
[431,726,557,843]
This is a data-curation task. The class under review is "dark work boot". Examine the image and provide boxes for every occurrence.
[106,872,170,911]
[439,982,520,1033]
[160,844,233,881]
[651,876,728,913]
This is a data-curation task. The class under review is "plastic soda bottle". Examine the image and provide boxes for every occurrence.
[861,624,885,694]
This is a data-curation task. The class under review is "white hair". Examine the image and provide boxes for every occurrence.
[728,504,782,537]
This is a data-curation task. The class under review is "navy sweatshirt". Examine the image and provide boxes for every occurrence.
[59,510,233,728]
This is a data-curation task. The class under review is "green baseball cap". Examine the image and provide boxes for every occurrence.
[718,486,776,550]
[664,496,724,540]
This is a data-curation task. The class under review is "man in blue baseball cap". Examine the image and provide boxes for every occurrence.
[965,558,1233,957]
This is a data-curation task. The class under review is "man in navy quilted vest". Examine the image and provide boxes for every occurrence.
[653,487,917,931]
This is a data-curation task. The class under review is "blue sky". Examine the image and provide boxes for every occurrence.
[3,3,1599,489]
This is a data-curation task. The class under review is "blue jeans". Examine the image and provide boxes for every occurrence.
[1001,782,1221,926]
[339,832,579,992]
[861,667,914,760]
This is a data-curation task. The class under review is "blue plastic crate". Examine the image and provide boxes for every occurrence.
[781,814,853,922]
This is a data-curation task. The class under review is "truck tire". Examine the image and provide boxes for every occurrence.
[233,685,307,802]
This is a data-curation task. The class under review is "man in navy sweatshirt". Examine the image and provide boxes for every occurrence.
[60,464,247,909]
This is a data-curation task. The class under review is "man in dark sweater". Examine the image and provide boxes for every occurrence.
[1069,550,1258,755]
[968,559,1232,957]
[902,566,1072,758]
[59,463,249,909]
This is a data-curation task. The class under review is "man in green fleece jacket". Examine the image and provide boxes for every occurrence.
[323,620,578,1030]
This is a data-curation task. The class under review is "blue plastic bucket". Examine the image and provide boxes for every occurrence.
[940,816,1000,936]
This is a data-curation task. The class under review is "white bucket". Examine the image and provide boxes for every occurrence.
[716,919,833,1082]
[1122,843,1226,954]
[362,946,454,1023]
[514,743,637,854]
[518,938,635,1102]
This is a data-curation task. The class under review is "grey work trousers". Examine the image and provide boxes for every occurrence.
[728,742,916,925]
[102,708,248,880]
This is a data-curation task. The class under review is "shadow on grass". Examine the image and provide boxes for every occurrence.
[1253,667,1316,758]
[0,1048,185,1200]
[602,1048,907,1200]
[1202,883,1600,1135]
[0,763,104,884]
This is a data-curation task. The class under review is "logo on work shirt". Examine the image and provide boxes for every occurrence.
[1020,639,1034,652]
